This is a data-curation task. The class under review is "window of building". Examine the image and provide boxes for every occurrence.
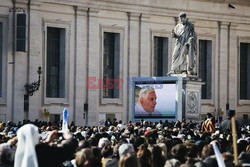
[0,22,2,97]
[16,13,26,52]
[46,27,65,98]
[240,43,250,100]
[153,37,168,76]
[103,32,120,98]
[199,40,212,99]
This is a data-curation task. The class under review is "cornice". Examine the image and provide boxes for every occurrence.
[9,0,250,25]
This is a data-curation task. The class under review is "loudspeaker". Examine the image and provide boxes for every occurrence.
[84,103,88,111]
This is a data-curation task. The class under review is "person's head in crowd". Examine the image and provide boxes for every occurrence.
[164,158,181,167]
[0,122,4,132]
[75,148,93,167]
[83,157,102,167]
[147,136,157,145]
[109,125,115,132]
[95,133,103,140]
[157,142,168,160]
[101,145,113,158]
[138,86,157,113]
[0,143,15,165]
[119,153,140,167]
[203,156,218,167]
[181,121,187,129]
[222,152,234,167]
[98,137,110,149]
[201,144,214,160]
[193,161,207,167]
[237,139,249,156]
[171,138,183,148]
[118,138,129,145]
[119,143,135,157]
[200,133,211,144]
[179,164,195,167]
[152,145,166,167]
[194,140,206,158]
[7,136,18,150]
[77,140,91,151]
[171,144,187,164]
[206,113,213,120]
[86,128,93,137]
[227,109,235,118]
[88,137,98,147]
[137,144,151,167]
[91,146,102,163]
[134,136,145,151]
[109,143,120,159]
[185,142,198,159]
[174,121,182,129]
[239,150,250,164]
[186,122,195,130]
[6,121,12,128]
[74,132,85,141]
[246,144,250,153]
[70,125,77,132]
[218,116,223,122]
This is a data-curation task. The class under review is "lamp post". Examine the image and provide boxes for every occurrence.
[24,66,42,114]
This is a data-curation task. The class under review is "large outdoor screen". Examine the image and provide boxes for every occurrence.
[132,77,179,122]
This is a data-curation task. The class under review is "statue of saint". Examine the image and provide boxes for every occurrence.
[168,12,197,76]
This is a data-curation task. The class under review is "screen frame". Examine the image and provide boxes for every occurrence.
[131,76,181,122]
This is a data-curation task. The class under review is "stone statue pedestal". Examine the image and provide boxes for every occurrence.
[173,74,204,121]
[183,78,204,121]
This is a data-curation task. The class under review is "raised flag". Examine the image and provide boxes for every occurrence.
[212,142,226,167]
[62,108,69,132]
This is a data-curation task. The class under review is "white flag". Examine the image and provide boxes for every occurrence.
[62,108,69,132]
[212,142,226,167]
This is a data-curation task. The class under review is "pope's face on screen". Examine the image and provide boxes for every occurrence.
[140,91,157,113]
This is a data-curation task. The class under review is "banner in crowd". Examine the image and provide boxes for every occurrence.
[62,108,69,132]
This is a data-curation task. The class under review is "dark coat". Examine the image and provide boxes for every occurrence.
[35,138,78,167]
[219,119,231,134]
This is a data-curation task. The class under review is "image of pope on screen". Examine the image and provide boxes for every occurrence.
[134,84,176,119]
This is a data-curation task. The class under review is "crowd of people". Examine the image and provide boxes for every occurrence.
[0,112,250,167]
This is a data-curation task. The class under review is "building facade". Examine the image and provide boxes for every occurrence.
[0,0,250,126]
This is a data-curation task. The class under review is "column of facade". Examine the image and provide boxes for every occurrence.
[215,22,220,116]
[229,23,238,110]
[28,2,43,121]
[7,1,16,122]
[74,7,88,126]
[140,14,151,77]
[11,1,25,122]
[125,12,140,122]
[219,22,229,114]
[128,12,140,77]
[87,8,99,126]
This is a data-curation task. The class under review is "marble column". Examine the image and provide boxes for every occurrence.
[74,7,88,126]
[88,8,99,126]
[127,12,140,122]
[218,21,230,114]
[140,14,151,77]
[229,23,237,111]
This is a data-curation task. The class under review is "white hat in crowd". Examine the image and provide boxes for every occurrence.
[118,143,135,157]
